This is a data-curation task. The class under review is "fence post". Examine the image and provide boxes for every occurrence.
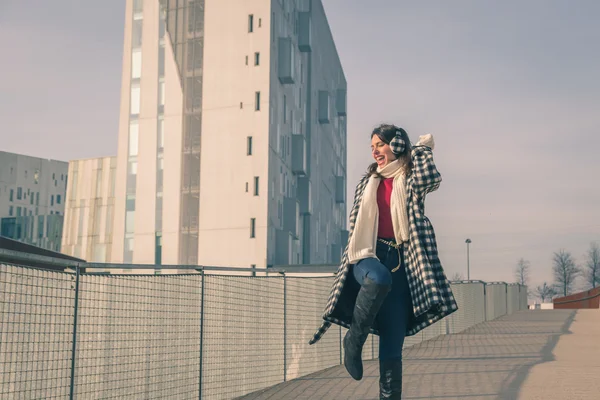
[199,271,205,400]
[505,285,509,316]
[69,264,81,400]
[483,284,488,322]
[283,272,287,382]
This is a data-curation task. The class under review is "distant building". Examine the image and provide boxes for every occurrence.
[61,157,117,262]
[111,0,347,269]
[0,151,68,252]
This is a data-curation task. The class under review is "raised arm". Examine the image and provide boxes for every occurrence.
[411,134,441,199]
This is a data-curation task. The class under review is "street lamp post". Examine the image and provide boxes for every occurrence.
[465,238,472,280]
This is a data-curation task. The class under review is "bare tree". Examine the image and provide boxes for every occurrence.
[583,242,600,289]
[552,250,581,296]
[450,272,465,281]
[514,258,530,286]
[534,282,556,303]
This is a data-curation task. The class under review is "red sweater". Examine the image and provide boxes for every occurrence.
[377,178,394,239]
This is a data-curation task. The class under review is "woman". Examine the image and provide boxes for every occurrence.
[309,124,458,399]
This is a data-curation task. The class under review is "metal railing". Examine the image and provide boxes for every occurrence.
[0,251,528,399]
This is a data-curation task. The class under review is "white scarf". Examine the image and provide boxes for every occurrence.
[347,160,409,264]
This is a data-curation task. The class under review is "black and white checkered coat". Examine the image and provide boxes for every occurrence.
[309,143,458,345]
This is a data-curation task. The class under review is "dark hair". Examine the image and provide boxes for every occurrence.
[368,124,413,177]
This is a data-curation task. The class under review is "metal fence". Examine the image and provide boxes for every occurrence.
[1,258,528,400]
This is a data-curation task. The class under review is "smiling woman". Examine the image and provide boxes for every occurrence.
[310,123,457,399]
[368,125,413,177]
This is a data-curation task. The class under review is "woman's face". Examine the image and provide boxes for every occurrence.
[371,135,397,168]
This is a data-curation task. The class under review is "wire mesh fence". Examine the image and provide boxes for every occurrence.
[74,273,202,399]
[0,264,75,400]
[0,261,528,400]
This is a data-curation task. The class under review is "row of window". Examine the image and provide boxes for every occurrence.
[248,15,262,33]
[244,6,260,257]
[2,168,65,183]
[245,52,260,66]
[8,205,60,217]
[6,188,61,205]
[246,14,261,241]
[245,177,260,196]
[247,4,259,246]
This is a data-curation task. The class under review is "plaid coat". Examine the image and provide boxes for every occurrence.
[309,143,458,345]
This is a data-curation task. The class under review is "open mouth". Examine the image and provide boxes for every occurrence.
[376,156,385,164]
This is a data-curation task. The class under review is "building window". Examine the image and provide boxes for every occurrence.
[35,192,39,206]
[158,79,165,107]
[132,49,142,79]
[132,19,143,48]
[254,177,259,196]
[250,218,256,238]
[133,0,143,14]
[129,121,139,156]
[245,55,248,66]
[159,10,166,38]
[155,233,162,265]
[245,182,249,192]
[16,207,21,217]
[283,95,287,123]
[258,18,262,28]
[158,46,165,76]
[57,194,61,204]
[255,92,261,111]
[37,216,44,238]
[8,206,13,216]
[96,168,103,196]
[272,12,275,42]
[124,237,134,263]
[158,117,165,150]
[254,52,260,66]
[130,84,141,115]
[9,189,13,202]
[248,14,254,32]
[247,136,253,155]
[30,194,33,205]
[16,187,22,200]
[51,195,54,206]
[34,169,39,184]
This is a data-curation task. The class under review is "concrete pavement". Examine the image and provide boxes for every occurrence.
[239,309,599,400]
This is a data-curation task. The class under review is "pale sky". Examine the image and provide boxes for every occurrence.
[1,1,598,289]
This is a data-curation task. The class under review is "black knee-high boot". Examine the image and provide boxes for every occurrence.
[379,358,402,399]
[343,277,391,380]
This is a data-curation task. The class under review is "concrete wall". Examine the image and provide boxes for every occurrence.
[554,287,600,309]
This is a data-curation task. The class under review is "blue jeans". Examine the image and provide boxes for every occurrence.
[352,240,413,361]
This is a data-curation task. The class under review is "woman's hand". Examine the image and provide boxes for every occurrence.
[415,134,435,150]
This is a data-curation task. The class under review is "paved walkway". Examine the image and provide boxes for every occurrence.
[239,309,600,400]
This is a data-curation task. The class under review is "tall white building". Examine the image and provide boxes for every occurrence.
[0,151,68,252]
[112,0,347,269]
[61,157,117,262]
